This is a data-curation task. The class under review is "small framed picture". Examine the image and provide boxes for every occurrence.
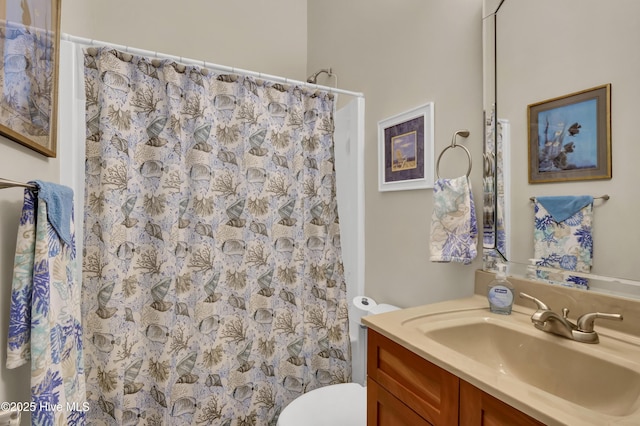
[378,102,434,191]
[528,84,611,183]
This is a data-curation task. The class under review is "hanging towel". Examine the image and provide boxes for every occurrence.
[430,175,478,264]
[7,184,86,425]
[31,180,75,247]
[533,195,594,289]
[536,195,593,223]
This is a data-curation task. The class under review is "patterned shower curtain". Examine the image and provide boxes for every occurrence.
[82,47,351,425]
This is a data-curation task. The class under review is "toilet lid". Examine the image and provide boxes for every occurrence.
[277,382,366,426]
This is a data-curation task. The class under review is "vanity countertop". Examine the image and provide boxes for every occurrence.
[363,272,640,426]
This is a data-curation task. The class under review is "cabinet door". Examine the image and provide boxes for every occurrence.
[459,380,545,426]
[367,378,433,426]
[367,330,459,425]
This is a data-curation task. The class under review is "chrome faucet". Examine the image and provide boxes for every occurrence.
[519,293,623,344]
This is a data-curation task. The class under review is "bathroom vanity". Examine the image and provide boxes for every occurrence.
[364,270,640,425]
[367,329,542,425]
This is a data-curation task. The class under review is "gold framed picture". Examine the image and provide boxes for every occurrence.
[0,0,61,157]
[528,84,611,183]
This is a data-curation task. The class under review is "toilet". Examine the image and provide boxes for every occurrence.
[277,302,400,426]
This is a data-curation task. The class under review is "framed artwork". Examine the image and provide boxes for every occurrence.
[378,102,434,191]
[528,84,611,183]
[0,0,61,157]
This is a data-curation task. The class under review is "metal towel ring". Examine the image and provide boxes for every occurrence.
[436,130,472,179]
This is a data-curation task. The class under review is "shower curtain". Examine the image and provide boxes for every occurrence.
[82,47,351,425]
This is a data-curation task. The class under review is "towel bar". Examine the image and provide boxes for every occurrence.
[0,177,36,190]
[436,130,472,179]
[529,194,609,202]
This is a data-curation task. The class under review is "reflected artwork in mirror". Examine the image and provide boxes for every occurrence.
[482,0,640,297]
[528,84,611,184]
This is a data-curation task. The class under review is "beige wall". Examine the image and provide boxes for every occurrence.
[0,0,484,411]
[308,0,484,308]
[61,0,308,81]
[497,0,640,281]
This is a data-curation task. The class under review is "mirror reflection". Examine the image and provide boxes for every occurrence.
[484,0,640,295]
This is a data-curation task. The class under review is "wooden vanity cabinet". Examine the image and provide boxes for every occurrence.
[367,329,459,425]
[367,330,544,426]
[459,380,545,426]
[367,379,434,426]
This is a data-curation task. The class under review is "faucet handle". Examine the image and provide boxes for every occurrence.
[576,312,623,332]
[519,292,550,310]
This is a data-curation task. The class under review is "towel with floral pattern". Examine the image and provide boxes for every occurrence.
[533,196,593,289]
[7,184,86,425]
[430,176,478,264]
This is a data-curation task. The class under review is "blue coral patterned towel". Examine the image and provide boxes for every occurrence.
[533,196,594,289]
[7,185,86,425]
[430,176,478,264]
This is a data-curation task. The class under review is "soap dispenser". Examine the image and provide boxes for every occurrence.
[487,263,514,315]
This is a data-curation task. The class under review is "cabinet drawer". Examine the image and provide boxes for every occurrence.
[367,378,433,426]
[460,380,545,426]
[367,329,459,425]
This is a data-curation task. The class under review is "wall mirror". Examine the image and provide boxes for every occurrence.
[482,0,640,298]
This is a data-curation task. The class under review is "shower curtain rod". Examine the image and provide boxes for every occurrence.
[61,33,364,98]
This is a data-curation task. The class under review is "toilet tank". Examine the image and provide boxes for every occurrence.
[351,303,400,386]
